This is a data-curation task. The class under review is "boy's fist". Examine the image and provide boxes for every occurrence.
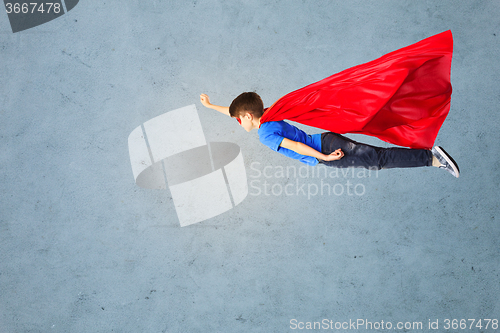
[323,148,344,161]
[200,94,211,107]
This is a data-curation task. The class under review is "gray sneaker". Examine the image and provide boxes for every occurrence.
[432,146,460,178]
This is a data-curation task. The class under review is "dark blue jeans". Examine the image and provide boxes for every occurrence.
[318,132,432,170]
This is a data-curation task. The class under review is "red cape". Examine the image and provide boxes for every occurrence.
[260,31,453,149]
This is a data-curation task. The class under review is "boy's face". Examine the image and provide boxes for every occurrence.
[237,112,255,132]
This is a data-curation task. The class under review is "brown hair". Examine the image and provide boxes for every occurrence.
[229,92,264,119]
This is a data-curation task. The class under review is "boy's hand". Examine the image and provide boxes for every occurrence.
[199,94,230,116]
[323,148,344,161]
[200,94,211,107]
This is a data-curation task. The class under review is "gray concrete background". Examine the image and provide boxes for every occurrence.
[1,1,499,332]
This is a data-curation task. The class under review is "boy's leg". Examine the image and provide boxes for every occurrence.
[376,146,432,169]
[319,132,432,169]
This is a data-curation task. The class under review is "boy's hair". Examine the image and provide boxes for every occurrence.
[229,92,264,119]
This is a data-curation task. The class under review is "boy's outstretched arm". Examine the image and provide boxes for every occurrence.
[200,94,230,117]
[280,138,344,162]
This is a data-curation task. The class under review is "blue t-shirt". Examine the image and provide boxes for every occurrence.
[258,120,322,166]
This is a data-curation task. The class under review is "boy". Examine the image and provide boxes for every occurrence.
[200,92,459,177]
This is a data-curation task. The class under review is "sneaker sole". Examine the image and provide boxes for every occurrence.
[435,146,460,178]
